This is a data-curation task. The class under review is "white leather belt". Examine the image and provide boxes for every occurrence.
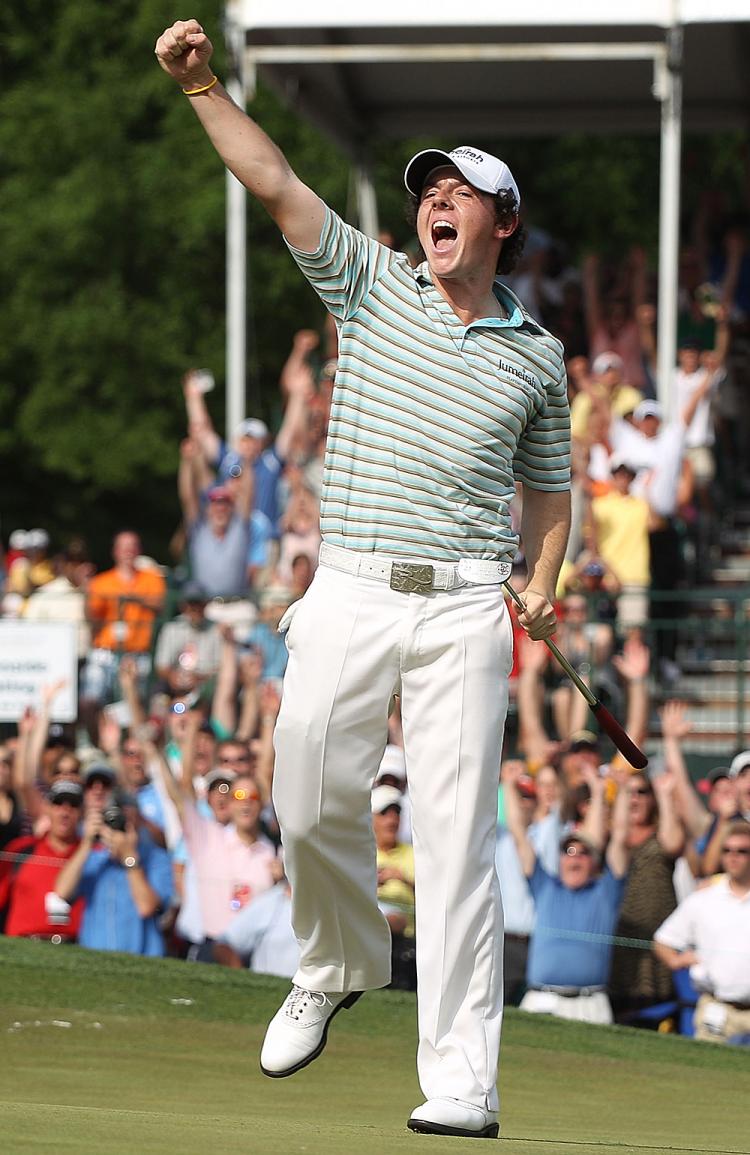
[319,543,512,593]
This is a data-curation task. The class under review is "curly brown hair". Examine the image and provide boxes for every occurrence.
[404,187,526,275]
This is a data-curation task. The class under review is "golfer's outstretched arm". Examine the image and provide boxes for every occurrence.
[155,19,325,251]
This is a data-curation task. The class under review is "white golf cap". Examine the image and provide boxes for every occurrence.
[633,400,663,422]
[592,351,624,376]
[729,750,750,777]
[8,529,29,550]
[371,785,404,815]
[235,418,269,440]
[404,146,520,210]
[376,744,406,782]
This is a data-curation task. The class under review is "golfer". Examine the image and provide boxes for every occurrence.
[156,20,571,1139]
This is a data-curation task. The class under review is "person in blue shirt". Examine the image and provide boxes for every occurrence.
[118,734,169,848]
[240,584,294,682]
[504,760,631,1024]
[495,761,561,1005]
[53,799,173,957]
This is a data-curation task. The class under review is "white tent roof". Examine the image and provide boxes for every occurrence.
[231,1,750,147]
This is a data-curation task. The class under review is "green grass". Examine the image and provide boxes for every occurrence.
[0,939,748,1154]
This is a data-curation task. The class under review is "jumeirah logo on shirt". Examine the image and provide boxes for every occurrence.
[499,359,538,391]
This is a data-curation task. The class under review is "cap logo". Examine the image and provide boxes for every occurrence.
[451,147,485,164]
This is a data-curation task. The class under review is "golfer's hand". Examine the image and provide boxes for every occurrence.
[155,19,214,87]
[516,589,557,641]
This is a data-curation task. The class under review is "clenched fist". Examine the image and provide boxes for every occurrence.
[515,588,558,641]
[154,19,214,88]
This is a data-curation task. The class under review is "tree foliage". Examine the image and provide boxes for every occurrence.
[0,1,347,560]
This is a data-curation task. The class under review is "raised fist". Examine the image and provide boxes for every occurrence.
[155,20,214,88]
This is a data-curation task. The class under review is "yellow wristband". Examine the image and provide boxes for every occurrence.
[183,75,219,96]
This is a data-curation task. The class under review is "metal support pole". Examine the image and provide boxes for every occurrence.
[654,26,683,417]
[224,14,247,440]
[354,163,379,239]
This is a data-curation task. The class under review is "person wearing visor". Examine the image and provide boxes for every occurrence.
[156,737,275,958]
[156,20,571,1139]
[0,779,85,942]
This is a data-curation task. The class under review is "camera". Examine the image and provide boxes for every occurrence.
[102,803,127,833]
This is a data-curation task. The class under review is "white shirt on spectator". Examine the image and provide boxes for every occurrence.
[675,367,720,450]
[610,418,685,517]
[654,877,750,1004]
[220,883,299,978]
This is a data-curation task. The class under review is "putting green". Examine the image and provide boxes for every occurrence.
[0,939,747,1154]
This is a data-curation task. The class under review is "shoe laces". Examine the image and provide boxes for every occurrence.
[286,984,331,1020]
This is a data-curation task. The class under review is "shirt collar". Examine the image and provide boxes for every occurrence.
[720,875,750,902]
[414,262,541,333]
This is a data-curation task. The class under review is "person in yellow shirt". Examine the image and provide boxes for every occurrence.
[372,785,416,989]
[590,456,651,634]
[570,352,643,441]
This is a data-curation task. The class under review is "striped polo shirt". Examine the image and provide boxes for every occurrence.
[286,208,570,562]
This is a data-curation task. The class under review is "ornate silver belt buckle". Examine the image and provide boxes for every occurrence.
[389,562,434,593]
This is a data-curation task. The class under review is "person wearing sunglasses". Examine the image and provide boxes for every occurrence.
[654,821,750,1044]
[155,720,275,961]
[504,760,631,1024]
[609,768,685,1022]
[0,780,85,942]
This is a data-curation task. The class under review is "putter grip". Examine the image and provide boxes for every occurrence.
[593,702,648,769]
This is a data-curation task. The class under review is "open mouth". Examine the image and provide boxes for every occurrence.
[431,219,458,252]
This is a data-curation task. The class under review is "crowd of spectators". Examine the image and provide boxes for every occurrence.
[1,199,749,1042]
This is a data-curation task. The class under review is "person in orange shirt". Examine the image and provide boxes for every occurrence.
[80,531,166,725]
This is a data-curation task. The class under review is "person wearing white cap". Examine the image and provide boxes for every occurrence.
[5,528,54,598]
[181,327,314,535]
[374,744,412,844]
[729,752,750,822]
[569,350,642,441]
[371,784,417,990]
[156,20,572,1139]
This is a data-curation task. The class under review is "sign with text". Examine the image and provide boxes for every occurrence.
[0,621,78,722]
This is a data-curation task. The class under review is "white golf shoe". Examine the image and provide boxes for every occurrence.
[407,1097,499,1139]
[259,984,363,1078]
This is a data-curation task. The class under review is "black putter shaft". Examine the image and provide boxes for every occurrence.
[503,582,648,769]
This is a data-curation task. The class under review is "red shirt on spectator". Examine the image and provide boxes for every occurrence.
[0,835,84,939]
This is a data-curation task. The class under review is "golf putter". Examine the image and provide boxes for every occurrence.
[504,582,648,769]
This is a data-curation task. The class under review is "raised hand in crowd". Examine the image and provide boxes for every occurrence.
[700,775,741,879]
[603,765,633,879]
[612,634,650,753]
[235,646,264,743]
[650,767,687,858]
[12,680,68,821]
[118,654,146,730]
[182,369,222,467]
[54,809,104,905]
[659,700,711,849]
[211,623,240,736]
[279,328,319,401]
[178,435,216,525]
[502,759,537,878]
[255,679,283,805]
[577,761,608,853]
[275,330,319,462]
[515,634,550,766]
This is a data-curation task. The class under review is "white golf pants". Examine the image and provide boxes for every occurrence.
[272,562,513,1111]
